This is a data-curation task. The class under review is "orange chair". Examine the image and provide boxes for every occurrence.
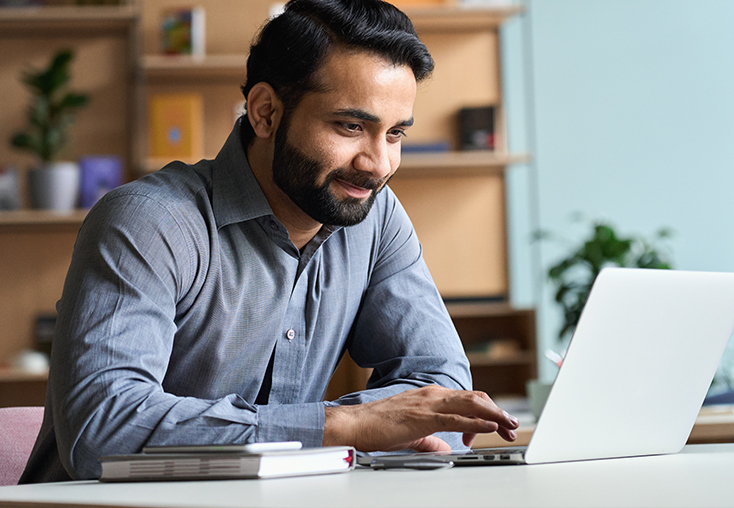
[0,407,44,486]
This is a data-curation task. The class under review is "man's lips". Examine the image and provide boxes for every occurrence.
[334,178,373,199]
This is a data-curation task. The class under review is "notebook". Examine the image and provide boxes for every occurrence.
[365,267,734,467]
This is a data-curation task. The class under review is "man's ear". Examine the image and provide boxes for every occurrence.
[246,82,284,139]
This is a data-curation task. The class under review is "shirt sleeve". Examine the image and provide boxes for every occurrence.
[327,189,474,449]
[50,192,326,480]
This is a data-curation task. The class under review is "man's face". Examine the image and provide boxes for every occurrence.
[271,50,417,227]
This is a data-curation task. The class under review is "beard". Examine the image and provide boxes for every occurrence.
[271,120,391,227]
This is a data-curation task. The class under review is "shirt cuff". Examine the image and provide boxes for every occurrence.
[256,402,325,447]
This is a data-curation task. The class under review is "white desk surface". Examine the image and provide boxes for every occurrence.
[1,444,734,508]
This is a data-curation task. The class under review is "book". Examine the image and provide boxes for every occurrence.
[160,6,206,57]
[99,446,356,482]
[147,93,204,160]
[459,106,495,151]
[401,141,451,154]
[79,156,123,208]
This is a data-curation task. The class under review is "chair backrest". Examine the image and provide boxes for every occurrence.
[0,407,44,486]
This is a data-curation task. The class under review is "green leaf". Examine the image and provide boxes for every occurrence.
[57,92,89,110]
[541,216,675,344]
[11,49,89,161]
[10,132,34,150]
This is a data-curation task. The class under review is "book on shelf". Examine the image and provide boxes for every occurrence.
[147,93,204,160]
[401,141,451,154]
[459,106,495,151]
[99,445,356,482]
[79,156,123,209]
[160,6,206,57]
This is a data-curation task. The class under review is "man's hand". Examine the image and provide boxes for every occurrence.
[323,385,519,452]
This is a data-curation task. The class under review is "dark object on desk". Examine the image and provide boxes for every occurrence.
[459,106,495,150]
[704,389,734,405]
[99,446,356,481]
[34,314,56,358]
[370,458,454,470]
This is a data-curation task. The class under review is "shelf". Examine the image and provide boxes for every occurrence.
[466,351,535,367]
[0,5,138,34]
[406,4,525,32]
[141,54,248,80]
[0,209,88,229]
[396,151,530,177]
[0,368,47,382]
[445,301,533,319]
[141,151,530,177]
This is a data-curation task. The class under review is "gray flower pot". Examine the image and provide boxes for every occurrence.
[28,162,80,211]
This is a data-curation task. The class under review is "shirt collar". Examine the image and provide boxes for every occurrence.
[211,119,274,230]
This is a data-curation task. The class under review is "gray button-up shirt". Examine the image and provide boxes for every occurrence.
[22,121,472,481]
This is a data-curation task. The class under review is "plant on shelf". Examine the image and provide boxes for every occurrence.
[9,49,90,211]
[536,215,674,344]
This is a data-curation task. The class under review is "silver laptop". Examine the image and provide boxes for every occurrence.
[365,267,734,467]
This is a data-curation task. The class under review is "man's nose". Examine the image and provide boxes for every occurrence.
[353,138,395,181]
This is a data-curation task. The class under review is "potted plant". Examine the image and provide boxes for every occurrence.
[10,49,90,211]
[541,217,674,345]
[525,216,674,418]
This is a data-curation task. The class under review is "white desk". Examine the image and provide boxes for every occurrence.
[1,444,733,508]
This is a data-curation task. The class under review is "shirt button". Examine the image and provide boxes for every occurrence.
[270,221,278,231]
[286,329,295,340]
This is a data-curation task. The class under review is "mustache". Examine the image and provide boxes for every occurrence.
[328,168,388,191]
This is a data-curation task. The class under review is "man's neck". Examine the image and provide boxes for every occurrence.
[246,139,322,250]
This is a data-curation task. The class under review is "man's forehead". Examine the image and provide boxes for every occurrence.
[302,50,417,122]
[309,49,415,90]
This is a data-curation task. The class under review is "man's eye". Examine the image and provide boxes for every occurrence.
[342,123,361,132]
[388,130,407,140]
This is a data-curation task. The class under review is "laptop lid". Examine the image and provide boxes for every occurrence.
[525,267,734,464]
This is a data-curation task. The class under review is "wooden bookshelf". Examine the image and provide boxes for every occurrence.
[0,210,87,229]
[0,3,139,376]
[141,54,248,80]
[395,151,531,178]
[0,1,537,404]
[0,369,47,408]
[0,5,138,34]
[406,4,525,32]
[447,304,537,397]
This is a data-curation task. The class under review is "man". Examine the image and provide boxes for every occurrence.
[21,0,518,482]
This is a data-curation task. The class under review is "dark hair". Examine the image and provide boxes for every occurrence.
[240,0,434,144]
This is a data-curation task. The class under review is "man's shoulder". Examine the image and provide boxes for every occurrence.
[87,160,215,238]
[108,161,210,204]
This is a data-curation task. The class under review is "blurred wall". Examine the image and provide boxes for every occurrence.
[501,0,734,381]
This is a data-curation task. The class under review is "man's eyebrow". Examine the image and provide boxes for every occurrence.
[333,108,414,127]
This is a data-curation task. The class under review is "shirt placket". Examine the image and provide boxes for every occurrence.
[272,271,309,404]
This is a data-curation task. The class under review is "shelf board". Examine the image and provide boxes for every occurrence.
[0,368,47,382]
[141,151,530,177]
[396,151,530,177]
[0,209,88,228]
[141,54,248,80]
[445,301,533,318]
[406,4,525,32]
[0,5,138,34]
[466,351,536,367]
